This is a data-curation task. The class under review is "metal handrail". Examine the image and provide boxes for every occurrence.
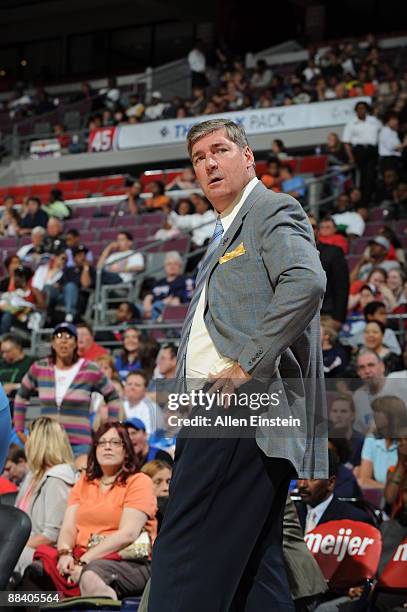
[31,321,184,355]
[92,215,215,324]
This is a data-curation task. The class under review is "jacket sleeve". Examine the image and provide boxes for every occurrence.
[14,363,39,433]
[38,477,72,542]
[238,195,326,379]
[93,369,121,420]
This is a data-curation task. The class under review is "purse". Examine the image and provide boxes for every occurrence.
[87,530,151,560]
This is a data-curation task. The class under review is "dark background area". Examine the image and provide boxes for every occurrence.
[0,0,406,87]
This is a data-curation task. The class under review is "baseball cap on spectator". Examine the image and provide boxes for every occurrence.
[51,240,66,254]
[53,322,78,338]
[151,91,162,100]
[73,244,88,255]
[359,283,378,297]
[123,418,146,432]
[369,236,390,251]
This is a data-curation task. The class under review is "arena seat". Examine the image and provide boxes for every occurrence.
[305,519,382,607]
[0,504,31,589]
[77,178,102,192]
[100,228,120,241]
[352,238,370,255]
[363,222,384,237]
[297,155,328,175]
[162,304,189,322]
[369,209,385,221]
[0,237,18,248]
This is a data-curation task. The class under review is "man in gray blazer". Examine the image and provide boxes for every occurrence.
[148,119,328,612]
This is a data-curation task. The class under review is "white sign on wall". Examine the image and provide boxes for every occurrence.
[115,96,370,151]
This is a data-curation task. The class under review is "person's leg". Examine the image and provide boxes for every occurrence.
[63,282,79,318]
[151,300,165,320]
[81,559,150,599]
[101,271,123,285]
[230,457,294,612]
[80,570,117,599]
[0,311,13,334]
[363,148,378,205]
[148,409,294,612]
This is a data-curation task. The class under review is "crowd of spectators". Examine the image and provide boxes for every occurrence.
[2,31,407,166]
[1,33,407,608]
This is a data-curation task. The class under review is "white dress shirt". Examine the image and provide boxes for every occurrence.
[169,210,216,246]
[186,177,259,379]
[188,48,206,73]
[123,396,162,435]
[342,116,381,147]
[104,250,144,283]
[306,494,334,533]
[379,125,401,157]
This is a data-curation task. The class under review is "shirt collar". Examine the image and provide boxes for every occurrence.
[306,493,334,522]
[219,177,258,234]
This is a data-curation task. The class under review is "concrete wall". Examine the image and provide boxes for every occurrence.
[6,124,339,185]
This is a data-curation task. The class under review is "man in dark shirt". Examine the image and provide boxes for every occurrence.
[18,197,48,235]
[59,245,95,321]
[42,217,66,254]
[296,450,372,534]
[143,251,194,320]
[123,417,173,467]
[0,335,34,398]
[65,228,94,267]
[309,215,349,327]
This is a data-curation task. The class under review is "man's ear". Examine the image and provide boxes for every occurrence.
[244,146,255,170]
[327,475,336,493]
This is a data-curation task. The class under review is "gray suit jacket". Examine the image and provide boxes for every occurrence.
[204,181,328,478]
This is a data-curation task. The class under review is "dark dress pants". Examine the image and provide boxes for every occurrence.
[353,145,378,205]
[148,406,295,612]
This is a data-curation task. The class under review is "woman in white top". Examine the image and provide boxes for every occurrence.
[14,416,76,579]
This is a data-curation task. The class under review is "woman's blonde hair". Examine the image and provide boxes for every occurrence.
[26,417,74,482]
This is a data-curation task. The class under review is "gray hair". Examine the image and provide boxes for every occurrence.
[165,251,182,264]
[31,226,46,236]
[187,119,250,158]
[356,348,383,363]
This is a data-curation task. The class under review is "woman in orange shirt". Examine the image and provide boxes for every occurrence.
[144,181,171,210]
[35,422,157,600]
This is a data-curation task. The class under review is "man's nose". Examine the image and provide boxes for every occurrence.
[205,154,218,171]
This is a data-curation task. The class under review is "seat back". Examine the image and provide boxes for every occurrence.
[0,505,31,589]
[378,535,407,589]
[304,519,382,589]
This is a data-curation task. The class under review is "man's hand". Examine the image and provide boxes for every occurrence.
[2,382,18,395]
[208,363,252,409]
[348,586,364,599]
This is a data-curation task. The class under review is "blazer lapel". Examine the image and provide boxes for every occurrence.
[206,181,265,281]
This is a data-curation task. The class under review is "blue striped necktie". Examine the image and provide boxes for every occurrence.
[176,217,224,378]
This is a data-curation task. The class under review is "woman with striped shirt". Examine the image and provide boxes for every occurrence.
[14,323,121,456]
